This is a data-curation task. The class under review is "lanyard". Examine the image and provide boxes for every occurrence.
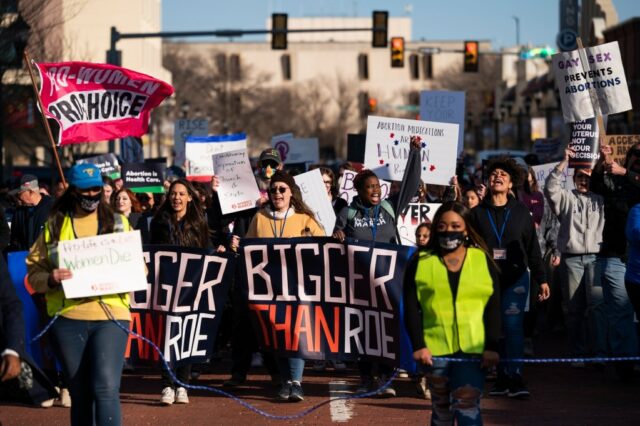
[271,209,290,238]
[486,208,511,248]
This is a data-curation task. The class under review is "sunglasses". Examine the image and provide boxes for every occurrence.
[269,187,288,194]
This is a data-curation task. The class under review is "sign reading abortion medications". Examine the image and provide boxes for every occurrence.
[552,41,632,122]
[59,231,147,299]
[212,148,261,215]
[364,116,459,186]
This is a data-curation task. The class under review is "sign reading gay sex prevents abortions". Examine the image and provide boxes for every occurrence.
[126,246,235,367]
[364,116,459,186]
[552,41,632,122]
[237,237,413,365]
[35,62,174,145]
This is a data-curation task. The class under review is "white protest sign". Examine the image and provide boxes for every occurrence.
[364,116,459,186]
[532,162,575,191]
[186,133,247,182]
[271,134,320,164]
[552,41,632,122]
[396,203,440,246]
[212,148,261,215]
[420,91,465,155]
[294,169,336,235]
[337,170,390,205]
[58,231,147,299]
[174,119,208,166]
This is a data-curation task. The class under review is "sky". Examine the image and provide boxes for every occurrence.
[163,0,639,49]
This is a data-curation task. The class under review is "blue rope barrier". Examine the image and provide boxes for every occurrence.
[30,312,640,420]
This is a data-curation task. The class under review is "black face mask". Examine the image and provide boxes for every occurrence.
[78,193,102,212]
[438,231,465,251]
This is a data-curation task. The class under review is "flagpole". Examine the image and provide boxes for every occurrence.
[23,51,66,186]
[576,38,607,157]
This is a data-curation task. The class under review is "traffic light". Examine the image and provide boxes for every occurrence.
[271,13,287,50]
[372,11,388,48]
[391,37,404,68]
[463,40,479,72]
[368,97,377,114]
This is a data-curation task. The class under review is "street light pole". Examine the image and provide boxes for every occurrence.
[512,16,520,46]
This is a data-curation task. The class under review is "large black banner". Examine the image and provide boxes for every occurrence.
[125,246,235,367]
[237,237,413,366]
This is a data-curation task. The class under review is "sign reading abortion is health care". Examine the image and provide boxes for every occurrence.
[552,41,632,122]
[58,231,147,299]
[364,116,459,186]
[122,162,165,193]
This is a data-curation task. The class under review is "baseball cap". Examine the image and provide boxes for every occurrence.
[259,148,282,166]
[68,164,103,189]
[9,174,39,195]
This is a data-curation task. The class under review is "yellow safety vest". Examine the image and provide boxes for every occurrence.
[414,247,494,356]
[43,214,131,316]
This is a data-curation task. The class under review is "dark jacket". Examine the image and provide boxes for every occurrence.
[334,145,422,243]
[471,196,546,289]
[0,206,10,251]
[149,210,213,249]
[9,196,53,251]
[590,166,640,259]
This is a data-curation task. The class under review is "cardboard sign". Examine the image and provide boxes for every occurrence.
[271,134,320,165]
[337,170,390,205]
[420,91,465,154]
[532,162,575,191]
[76,153,120,179]
[396,203,440,246]
[174,119,208,167]
[364,116,459,186]
[606,135,640,165]
[568,118,599,168]
[122,162,165,193]
[185,133,247,182]
[59,231,147,299]
[552,41,632,122]
[212,148,261,215]
[294,169,336,235]
[35,61,173,145]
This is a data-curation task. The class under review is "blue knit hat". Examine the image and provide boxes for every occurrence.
[68,164,103,189]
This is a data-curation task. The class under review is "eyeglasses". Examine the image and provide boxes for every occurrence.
[323,180,332,185]
[269,187,288,194]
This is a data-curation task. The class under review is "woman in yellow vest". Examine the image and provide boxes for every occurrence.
[26,163,132,426]
[404,201,500,425]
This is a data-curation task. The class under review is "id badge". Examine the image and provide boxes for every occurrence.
[493,249,507,260]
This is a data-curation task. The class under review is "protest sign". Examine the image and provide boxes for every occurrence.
[271,134,320,165]
[185,133,247,182]
[568,118,599,168]
[122,162,165,193]
[396,203,441,246]
[126,246,234,366]
[532,138,563,163]
[238,237,413,365]
[364,116,459,186]
[76,153,120,179]
[552,41,632,122]
[174,119,208,167]
[34,62,173,145]
[58,231,147,299]
[420,91,465,154]
[337,170,390,205]
[294,169,336,235]
[212,148,261,215]
[606,135,640,165]
[532,162,575,191]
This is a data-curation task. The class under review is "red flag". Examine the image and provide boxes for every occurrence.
[34,61,174,146]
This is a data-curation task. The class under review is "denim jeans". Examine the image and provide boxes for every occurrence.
[560,254,607,357]
[426,354,485,426]
[276,357,305,383]
[597,257,639,357]
[499,272,529,377]
[51,317,129,426]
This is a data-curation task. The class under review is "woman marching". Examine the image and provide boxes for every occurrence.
[404,201,501,425]
[26,164,135,426]
[150,178,212,405]
[245,170,325,402]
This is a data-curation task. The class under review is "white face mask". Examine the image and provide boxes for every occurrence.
[79,193,101,212]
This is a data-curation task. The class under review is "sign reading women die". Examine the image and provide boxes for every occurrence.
[364,116,459,186]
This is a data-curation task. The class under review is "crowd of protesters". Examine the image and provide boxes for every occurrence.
[1,139,639,425]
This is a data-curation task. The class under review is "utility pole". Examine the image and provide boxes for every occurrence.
[512,16,520,46]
